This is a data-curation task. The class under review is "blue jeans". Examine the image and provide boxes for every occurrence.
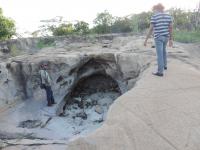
[155,36,168,74]
[44,86,55,105]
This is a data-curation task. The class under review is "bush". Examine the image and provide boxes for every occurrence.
[51,23,74,36]
[174,30,200,43]
[93,10,114,34]
[111,17,132,33]
[0,8,16,40]
[130,12,152,32]
[37,38,55,49]
[74,21,90,34]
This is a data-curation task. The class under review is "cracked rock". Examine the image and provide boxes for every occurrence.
[18,120,42,129]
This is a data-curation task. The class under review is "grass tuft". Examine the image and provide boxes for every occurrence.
[36,38,55,49]
[174,30,200,43]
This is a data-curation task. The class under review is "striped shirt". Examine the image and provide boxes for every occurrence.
[151,12,172,39]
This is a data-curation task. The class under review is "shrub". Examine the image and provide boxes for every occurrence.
[74,21,90,35]
[111,17,132,33]
[37,38,55,49]
[174,30,200,43]
[51,23,74,36]
[0,8,16,40]
[93,10,114,34]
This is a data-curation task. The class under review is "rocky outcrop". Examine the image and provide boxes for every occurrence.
[0,34,198,149]
[0,35,152,148]
[0,52,149,111]
[0,35,151,112]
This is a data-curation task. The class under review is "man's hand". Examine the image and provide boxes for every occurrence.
[169,40,173,47]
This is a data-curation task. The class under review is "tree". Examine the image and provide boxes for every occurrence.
[74,21,90,34]
[130,12,152,32]
[111,17,132,33]
[169,8,191,30]
[51,23,74,36]
[34,16,65,37]
[93,10,114,34]
[0,8,16,40]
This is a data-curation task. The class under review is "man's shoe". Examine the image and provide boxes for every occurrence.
[52,102,57,105]
[164,67,167,70]
[152,72,163,77]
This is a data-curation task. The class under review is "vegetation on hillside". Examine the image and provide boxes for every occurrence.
[34,4,200,43]
[0,8,16,40]
[36,38,55,49]
[1,3,200,43]
[174,30,200,43]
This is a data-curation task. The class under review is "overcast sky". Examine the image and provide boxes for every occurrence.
[0,0,199,33]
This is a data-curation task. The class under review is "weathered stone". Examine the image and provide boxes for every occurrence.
[95,105,104,114]
[0,45,10,53]
[0,35,159,149]
[67,59,200,150]
[18,120,42,129]
[0,34,199,150]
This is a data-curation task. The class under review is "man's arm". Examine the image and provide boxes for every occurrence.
[144,24,153,46]
[169,23,173,47]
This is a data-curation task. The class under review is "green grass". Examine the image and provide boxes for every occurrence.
[174,30,200,43]
[36,38,55,49]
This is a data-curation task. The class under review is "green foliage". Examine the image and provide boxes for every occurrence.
[174,30,200,43]
[36,7,200,38]
[94,10,114,26]
[93,10,114,34]
[168,8,200,31]
[92,10,152,34]
[168,8,200,43]
[130,12,153,32]
[137,12,152,31]
[74,21,90,34]
[51,23,74,36]
[0,8,2,15]
[130,15,139,32]
[37,38,55,49]
[111,17,132,33]
[169,9,191,30]
[46,21,90,36]
[0,8,16,40]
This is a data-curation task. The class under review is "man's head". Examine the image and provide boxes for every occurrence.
[152,3,165,13]
[40,64,48,70]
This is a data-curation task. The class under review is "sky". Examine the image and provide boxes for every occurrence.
[0,0,199,33]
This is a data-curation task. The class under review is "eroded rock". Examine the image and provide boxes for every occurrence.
[0,34,151,145]
[18,120,42,129]
[95,105,104,114]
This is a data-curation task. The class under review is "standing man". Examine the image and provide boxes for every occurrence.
[144,3,173,77]
[39,64,56,106]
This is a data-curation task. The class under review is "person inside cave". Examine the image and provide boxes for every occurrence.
[39,64,56,106]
